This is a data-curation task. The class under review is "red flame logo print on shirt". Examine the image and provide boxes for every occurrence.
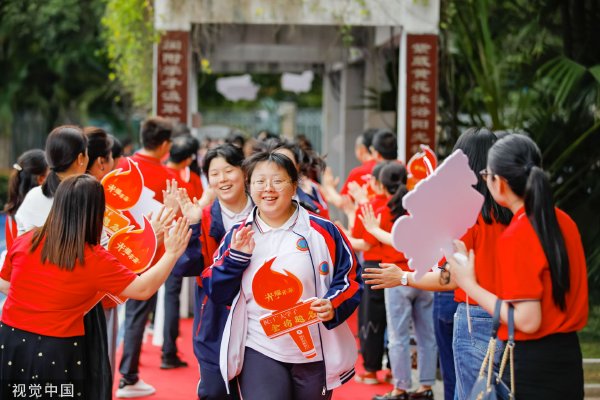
[253,257,320,359]
[101,157,144,210]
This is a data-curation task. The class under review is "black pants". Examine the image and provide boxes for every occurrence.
[358,260,387,372]
[119,294,157,382]
[238,347,332,400]
[162,273,183,359]
[504,332,583,400]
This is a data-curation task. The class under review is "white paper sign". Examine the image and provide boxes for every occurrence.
[391,150,484,279]
[216,74,260,101]
[281,71,314,93]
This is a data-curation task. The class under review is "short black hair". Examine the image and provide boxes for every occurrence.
[243,151,299,186]
[372,130,397,160]
[202,144,244,174]
[140,117,173,150]
[169,136,199,163]
[360,128,378,152]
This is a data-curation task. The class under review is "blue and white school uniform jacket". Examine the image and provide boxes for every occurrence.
[201,203,363,392]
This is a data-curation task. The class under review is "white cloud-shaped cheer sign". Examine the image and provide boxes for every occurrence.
[391,150,484,280]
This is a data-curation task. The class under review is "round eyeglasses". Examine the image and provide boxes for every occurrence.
[250,179,291,192]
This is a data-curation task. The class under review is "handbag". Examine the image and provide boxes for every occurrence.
[466,299,515,400]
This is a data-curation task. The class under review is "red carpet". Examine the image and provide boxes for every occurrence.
[113,312,392,399]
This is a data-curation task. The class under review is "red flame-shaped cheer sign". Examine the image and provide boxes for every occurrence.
[253,257,320,359]
[407,144,437,190]
[107,216,157,274]
[101,158,144,210]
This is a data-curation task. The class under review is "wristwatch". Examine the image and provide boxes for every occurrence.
[401,271,409,286]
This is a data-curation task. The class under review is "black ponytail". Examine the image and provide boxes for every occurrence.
[378,162,408,220]
[489,134,570,310]
[4,149,48,216]
[524,165,570,310]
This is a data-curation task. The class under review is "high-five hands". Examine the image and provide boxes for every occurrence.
[163,217,192,259]
[176,188,203,224]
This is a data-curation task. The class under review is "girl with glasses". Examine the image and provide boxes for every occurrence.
[202,151,362,400]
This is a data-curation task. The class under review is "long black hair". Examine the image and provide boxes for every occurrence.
[42,125,88,198]
[379,162,408,219]
[454,127,512,225]
[31,175,105,270]
[4,149,48,216]
[488,134,570,310]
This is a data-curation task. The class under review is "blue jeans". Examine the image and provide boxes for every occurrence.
[384,286,437,390]
[453,303,504,400]
[433,291,457,400]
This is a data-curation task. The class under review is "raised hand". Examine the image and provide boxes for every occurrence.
[162,179,181,216]
[163,217,192,258]
[321,167,340,190]
[310,298,335,322]
[196,187,216,210]
[347,181,368,205]
[358,203,381,234]
[176,188,202,224]
[231,225,255,254]
[148,206,176,244]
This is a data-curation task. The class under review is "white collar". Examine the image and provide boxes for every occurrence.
[221,196,253,219]
[255,204,299,233]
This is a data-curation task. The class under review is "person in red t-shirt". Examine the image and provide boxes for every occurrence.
[166,135,204,201]
[0,175,191,399]
[368,162,438,400]
[320,129,377,209]
[344,161,391,385]
[363,128,514,399]
[450,134,588,399]
[115,117,175,397]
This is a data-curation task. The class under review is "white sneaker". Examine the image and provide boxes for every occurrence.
[115,379,156,398]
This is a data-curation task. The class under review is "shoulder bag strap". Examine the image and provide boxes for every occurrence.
[497,302,516,398]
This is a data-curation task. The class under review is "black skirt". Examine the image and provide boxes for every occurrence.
[504,331,583,400]
[0,322,86,398]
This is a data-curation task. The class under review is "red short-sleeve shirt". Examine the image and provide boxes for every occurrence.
[1,231,137,337]
[340,160,377,196]
[497,207,588,341]
[118,153,171,203]
[376,205,409,269]
[454,215,507,304]
[352,194,388,261]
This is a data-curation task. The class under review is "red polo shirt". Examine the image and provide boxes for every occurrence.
[352,194,388,261]
[1,231,137,337]
[497,207,588,341]
[375,204,410,270]
[454,214,507,304]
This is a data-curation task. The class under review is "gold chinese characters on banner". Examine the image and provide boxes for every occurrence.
[405,34,438,161]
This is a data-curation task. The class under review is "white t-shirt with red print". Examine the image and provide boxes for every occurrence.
[242,206,323,363]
